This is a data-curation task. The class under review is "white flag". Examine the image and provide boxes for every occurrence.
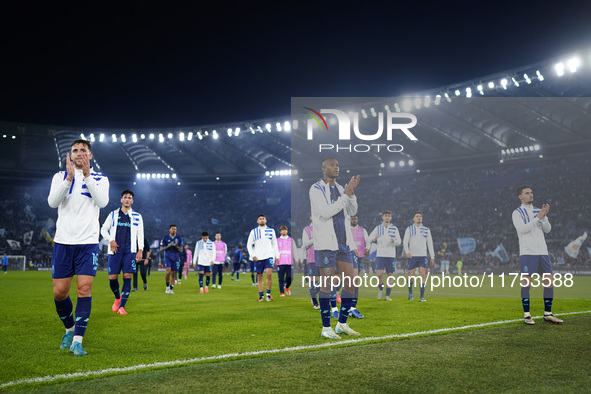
[564,232,588,258]
[6,239,21,250]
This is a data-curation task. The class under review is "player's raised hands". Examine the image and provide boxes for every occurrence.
[344,175,360,196]
[65,153,75,182]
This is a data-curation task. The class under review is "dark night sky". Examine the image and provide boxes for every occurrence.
[1,1,591,128]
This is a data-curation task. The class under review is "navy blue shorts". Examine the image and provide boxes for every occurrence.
[108,252,136,275]
[52,243,99,279]
[198,264,212,273]
[376,257,396,273]
[408,256,428,270]
[254,258,274,274]
[249,260,256,272]
[520,255,552,275]
[165,258,180,271]
[315,244,354,269]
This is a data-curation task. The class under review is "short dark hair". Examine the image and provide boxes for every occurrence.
[71,139,92,151]
[516,186,531,196]
[121,189,134,198]
[257,214,266,219]
[202,231,209,237]
[279,225,288,231]
[215,232,221,235]
[413,211,423,217]
[382,210,392,215]
[169,224,177,229]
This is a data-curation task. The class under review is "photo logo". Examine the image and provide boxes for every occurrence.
[304,107,418,153]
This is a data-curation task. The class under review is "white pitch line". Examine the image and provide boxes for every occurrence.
[2,310,590,389]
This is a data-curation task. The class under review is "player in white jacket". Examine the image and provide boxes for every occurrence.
[512,186,562,325]
[369,210,401,301]
[193,232,216,293]
[48,139,109,356]
[247,215,279,302]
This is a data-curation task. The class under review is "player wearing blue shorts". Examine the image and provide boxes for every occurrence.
[403,211,435,302]
[48,139,109,356]
[369,210,401,301]
[247,214,279,302]
[192,231,216,293]
[513,186,563,325]
[310,158,360,339]
[101,189,144,315]
[160,225,184,294]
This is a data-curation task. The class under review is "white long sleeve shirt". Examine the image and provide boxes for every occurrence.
[100,208,144,254]
[512,204,551,255]
[309,179,357,251]
[48,168,109,245]
[369,223,401,258]
[247,225,279,261]
[193,239,216,266]
[402,224,434,259]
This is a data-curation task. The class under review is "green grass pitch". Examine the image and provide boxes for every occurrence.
[0,271,590,392]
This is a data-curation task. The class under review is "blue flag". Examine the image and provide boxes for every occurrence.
[457,238,476,254]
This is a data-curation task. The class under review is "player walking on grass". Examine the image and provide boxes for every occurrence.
[2,254,7,274]
[231,246,242,280]
[48,139,109,356]
[310,157,360,339]
[276,225,295,297]
[403,211,434,302]
[349,215,368,318]
[302,221,320,309]
[133,237,151,291]
[183,244,191,280]
[193,231,215,293]
[212,232,227,289]
[369,210,400,301]
[513,186,563,325]
[161,225,183,294]
[247,214,279,302]
[101,189,144,315]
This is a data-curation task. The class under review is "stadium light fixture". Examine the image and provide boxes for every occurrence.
[265,123,272,132]
[511,77,519,87]
[292,120,298,130]
[172,174,177,179]
[276,122,283,131]
[476,85,484,95]
[370,107,377,117]
[149,133,154,140]
[380,162,385,168]
[227,128,232,137]
[524,73,532,84]
[413,98,421,109]
[536,70,544,81]
[454,89,460,96]
[235,127,241,136]
[140,134,145,139]
[567,57,581,73]
[555,62,565,77]
[466,87,472,98]
[534,144,540,151]
[187,132,193,141]
[167,133,173,139]
[132,134,137,143]
[179,132,185,141]
[399,160,405,167]
[434,95,441,105]
[121,134,126,143]
[213,130,219,139]
[389,161,395,168]
[99,133,105,142]
[408,160,414,166]
[112,134,117,143]
[424,97,431,107]
[361,109,368,119]
[394,102,402,112]
[384,104,390,111]
[402,99,412,112]
[488,81,495,89]
[158,134,164,143]
[500,79,508,89]
[90,133,95,142]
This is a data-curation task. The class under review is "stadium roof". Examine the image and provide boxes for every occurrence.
[1,52,591,185]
